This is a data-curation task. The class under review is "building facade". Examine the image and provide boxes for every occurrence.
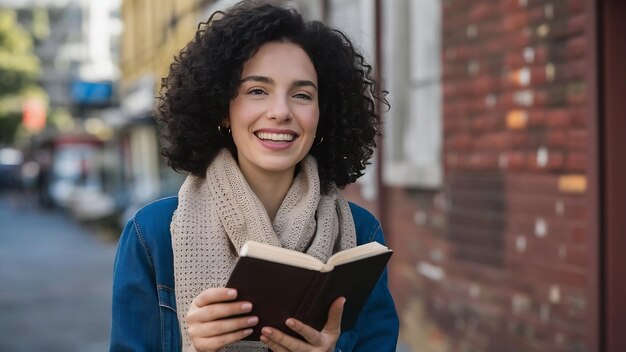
[341,1,624,352]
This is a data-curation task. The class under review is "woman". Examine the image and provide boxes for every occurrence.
[110,1,398,351]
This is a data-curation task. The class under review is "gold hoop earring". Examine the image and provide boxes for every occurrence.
[218,125,231,136]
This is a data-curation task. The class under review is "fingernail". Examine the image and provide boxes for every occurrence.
[241,302,252,311]
[262,327,273,335]
[340,297,346,307]
[286,318,295,327]
[227,289,237,297]
[243,328,253,335]
[247,316,258,325]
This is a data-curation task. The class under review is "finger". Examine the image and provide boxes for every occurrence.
[260,326,306,352]
[189,315,258,339]
[322,296,345,335]
[186,300,253,324]
[194,328,254,351]
[259,334,289,352]
[192,288,237,308]
[285,318,322,345]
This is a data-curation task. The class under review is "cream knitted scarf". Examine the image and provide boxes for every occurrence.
[171,149,357,352]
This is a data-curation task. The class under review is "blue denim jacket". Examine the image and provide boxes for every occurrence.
[110,196,398,351]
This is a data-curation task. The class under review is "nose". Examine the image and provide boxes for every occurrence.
[267,95,292,121]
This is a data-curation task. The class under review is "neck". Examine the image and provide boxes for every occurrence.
[240,167,295,221]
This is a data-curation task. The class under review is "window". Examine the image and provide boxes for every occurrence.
[383,0,442,189]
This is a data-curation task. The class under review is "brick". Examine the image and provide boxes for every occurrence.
[465,75,497,94]
[568,14,586,35]
[562,59,586,80]
[562,246,588,268]
[534,90,551,106]
[566,152,587,171]
[443,102,464,118]
[505,46,551,68]
[534,45,549,64]
[567,84,586,106]
[443,62,468,79]
[565,37,586,59]
[567,130,587,150]
[468,152,500,169]
[561,200,588,220]
[534,18,575,42]
[528,110,547,126]
[528,150,565,171]
[568,107,587,127]
[471,114,500,132]
[506,173,561,196]
[457,132,475,149]
[503,11,530,31]
[468,3,494,22]
[548,130,568,147]
[507,110,529,129]
[443,14,468,35]
[505,151,528,169]
[545,109,571,128]
[527,5,546,24]
[558,174,588,194]
[506,194,562,216]
[543,89,571,107]
[500,0,527,12]
[504,52,527,69]
[443,82,459,97]
[508,260,587,288]
[455,44,479,61]
[510,132,530,148]
[475,133,506,150]
[568,0,585,13]
[529,65,554,86]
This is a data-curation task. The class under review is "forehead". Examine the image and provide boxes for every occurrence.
[241,42,317,83]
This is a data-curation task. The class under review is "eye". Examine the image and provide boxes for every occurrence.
[293,92,312,100]
[247,88,267,95]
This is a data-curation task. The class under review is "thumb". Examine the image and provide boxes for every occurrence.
[322,297,345,335]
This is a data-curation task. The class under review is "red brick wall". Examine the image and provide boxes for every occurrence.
[348,0,593,351]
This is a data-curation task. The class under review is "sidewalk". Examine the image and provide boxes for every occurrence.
[0,192,117,352]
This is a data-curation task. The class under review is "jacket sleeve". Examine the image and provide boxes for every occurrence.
[110,217,161,352]
[350,222,399,351]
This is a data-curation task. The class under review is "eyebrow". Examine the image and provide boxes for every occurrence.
[240,75,317,90]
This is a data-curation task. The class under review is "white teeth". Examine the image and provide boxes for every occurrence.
[256,132,295,142]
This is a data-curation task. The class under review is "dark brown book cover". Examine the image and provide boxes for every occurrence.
[225,249,392,341]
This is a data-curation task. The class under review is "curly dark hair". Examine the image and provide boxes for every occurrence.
[156,0,387,193]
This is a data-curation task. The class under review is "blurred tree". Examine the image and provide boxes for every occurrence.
[0,9,47,145]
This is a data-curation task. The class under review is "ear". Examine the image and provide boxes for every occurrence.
[221,118,230,128]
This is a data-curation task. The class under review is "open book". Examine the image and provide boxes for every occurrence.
[226,240,393,341]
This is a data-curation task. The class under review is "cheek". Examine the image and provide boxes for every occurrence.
[229,104,255,130]
[302,107,320,132]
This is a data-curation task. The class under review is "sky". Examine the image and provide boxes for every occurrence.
[0,0,119,8]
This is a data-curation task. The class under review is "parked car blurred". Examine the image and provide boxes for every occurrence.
[32,134,116,220]
[0,146,24,192]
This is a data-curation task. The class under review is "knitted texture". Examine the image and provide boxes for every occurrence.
[171,149,357,351]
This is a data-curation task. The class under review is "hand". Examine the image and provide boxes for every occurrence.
[259,297,345,352]
[186,288,258,352]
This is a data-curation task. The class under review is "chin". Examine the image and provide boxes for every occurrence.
[257,155,304,172]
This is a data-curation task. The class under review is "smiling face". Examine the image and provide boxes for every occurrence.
[228,41,319,181]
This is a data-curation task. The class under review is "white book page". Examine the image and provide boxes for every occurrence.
[326,242,390,268]
[239,241,324,271]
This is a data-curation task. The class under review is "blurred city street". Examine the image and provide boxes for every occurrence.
[0,192,117,352]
